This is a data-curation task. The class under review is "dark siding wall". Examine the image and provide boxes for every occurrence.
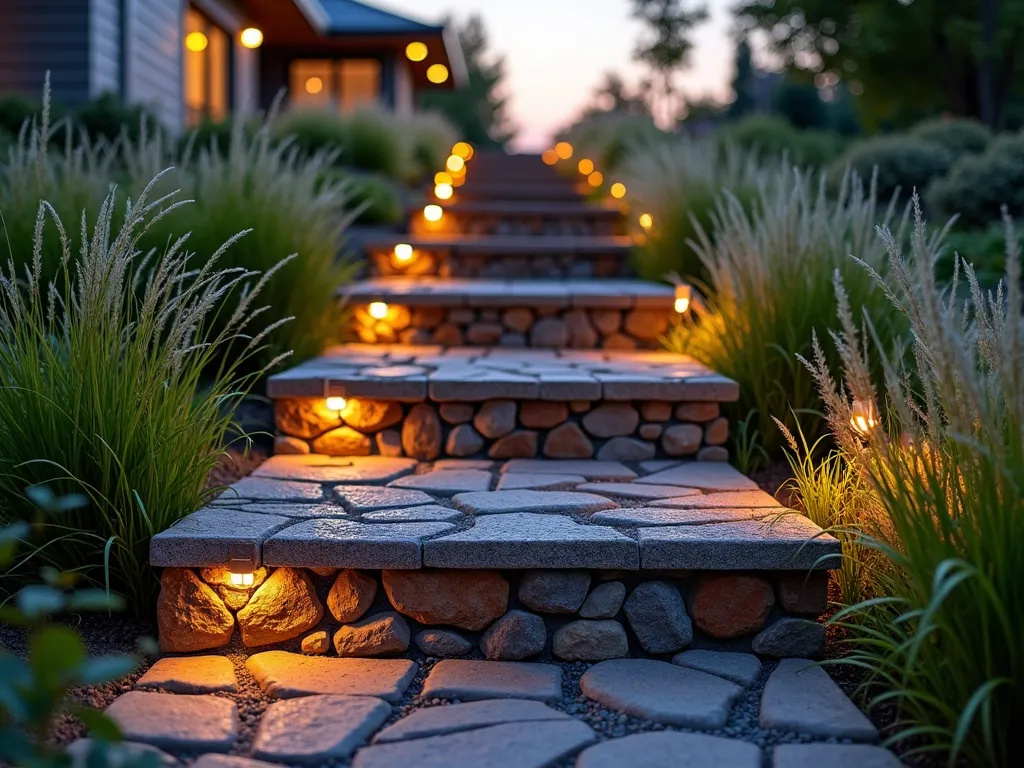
[0,0,91,106]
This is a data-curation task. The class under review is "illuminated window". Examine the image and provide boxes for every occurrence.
[290,60,333,108]
[184,7,230,127]
[289,59,381,113]
[338,60,380,112]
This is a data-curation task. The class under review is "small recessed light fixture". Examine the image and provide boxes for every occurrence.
[240,27,263,49]
[639,213,653,230]
[435,183,453,200]
[394,243,414,262]
[610,182,626,199]
[368,301,389,320]
[229,557,255,587]
[674,284,692,314]
[326,396,347,412]
[555,142,573,160]
[424,204,443,222]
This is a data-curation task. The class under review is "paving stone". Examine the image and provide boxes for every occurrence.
[217,502,347,519]
[671,650,763,687]
[452,490,617,516]
[388,469,493,495]
[229,477,325,501]
[191,757,279,768]
[500,459,637,481]
[333,486,434,512]
[246,651,417,701]
[552,619,628,661]
[580,659,742,728]
[263,519,454,569]
[578,581,626,618]
[150,508,291,567]
[334,612,411,657]
[591,507,776,527]
[752,618,827,658]
[760,658,878,740]
[576,731,761,768]
[136,655,237,694]
[577,482,701,500]
[373,699,570,743]
[772,744,902,768]
[237,567,324,647]
[649,489,782,509]
[104,691,238,752]
[542,422,596,458]
[637,460,681,473]
[352,720,596,768]
[423,512,639,569]
[362,505,465,523]
[254,456,417,485]
[383,569,509,630]
[518,569,591,613]
[414,629,474,657]
[327,569,378,623]
[691,574,775,639]
[420,660,563,702]
[635,462,759,491]
[595,437,656,461]
[538,377,602,400]
[495,473,586,490]
[252,694,391,764]
[623,581,693,654]
[66,739,179,768]
[480,609,547,660]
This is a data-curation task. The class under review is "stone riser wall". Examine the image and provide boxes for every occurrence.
[409,214,621,238]
[368,251,631,280]
[274,397,730,461]
[350,304,672,350]
[157,566,830,661]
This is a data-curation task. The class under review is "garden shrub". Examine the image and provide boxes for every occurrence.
[831,134,952,204]
[939,224,1018,288]
[716,115,843,168]
[908,116,992,156]
[0,92,43,136]
[275,107,409,179]
[927,133,1024,229]
[401,111,458,182]
[0,174,285,612]
[72,92,164,144]
[346,171,403,225]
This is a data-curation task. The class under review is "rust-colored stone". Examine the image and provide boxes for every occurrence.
[301,630,330,655]
[489,430,539,458]
[402,403,442,460]
[691,574,775,639]
[624,309,670,342]
[640,402,673,422]
[603,333,638,350]
[386,304,412,332]
[543,422,595,458]
[433,323,464,346]
[236,568,324,648]
[777,572,829,615]
[639,423,663,440]
[412,306,445,329]
[274,399,339,439]
[274,436,310,455]
[582,403,640,438]
[662,424,702,456]
[312,426,372,456]
[502,307,534,333]
[440,403,475,424]
[382,569,509,630]
[520,401,569,429]
[591,309,621,336]
[564,309,599,348]
[704,417,729,446]
[327,569,378,623]
[157,568,234,653]
[341,399,403,432]
[675,402,720,422]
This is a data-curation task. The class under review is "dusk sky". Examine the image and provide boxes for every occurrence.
[383,0,736,151]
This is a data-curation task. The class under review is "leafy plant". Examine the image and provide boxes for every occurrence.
[716,114,844,168]
[831,134,952,205]
[908,117,991,156]
[72,92,165,145]
[731,409,769,475]
[927,133,1024,229]
[400,112,458,183]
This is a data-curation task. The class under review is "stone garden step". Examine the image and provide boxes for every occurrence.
[408,199,624,237]
[363,233,633,256]
[456,181,584,201]
[410,199,622,219]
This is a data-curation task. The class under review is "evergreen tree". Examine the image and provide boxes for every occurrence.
[726,38,755,120]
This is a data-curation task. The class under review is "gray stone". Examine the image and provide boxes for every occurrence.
[361,505,464,523]
[104,691,238,752]
[495,473,585,490]
[414,629,473,658]
[638,515,841,570]
[638,460,681,473]
[246,651,417,701]
[595,437,656,461]
[623,581,692,654]
[591,507,774,527]
[191,758,278,768]
[388,469,493,495]
[473,400,517,438]
[636,462,759,491]
[149,508,291,568]
[352,720,596,768]
[229,477,325,501]
[66,739,179,768]
[576,732,760,768]
[671,650,762,687]
[752,619,827,659]
[262,519,454,569]
[773,744,901,768]
[697,446,730,462]
[372,699,570,743]
[479,610,546,660]
[580,659,742,728]
[500,459,636,481]
[420,660,563,702]
[760,659,878,740]
[252,695,391,764]
[433,459,494,470]
[518,569,591,613]
[333,486,433,512]
[423,513,639,569]
[661,424,703,456]
[650,489,782,509]
[530,317,569,347]
[581,403,640,438]
[135,656,237,694]
[579,581,626,618]
[220,502,346,519]
[334,612,411,657]
[254,456,418,485]
[402,403,442,461]
[552,620,628,661]
[445,424,486,456]
[451,490,617,516]
[577,483,702,500]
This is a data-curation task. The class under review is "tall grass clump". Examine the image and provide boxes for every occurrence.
[401,111,458,182]
[665,168,908,459]
[805,206,1023,766]
[620,138,763,283]
[0,173,291,613]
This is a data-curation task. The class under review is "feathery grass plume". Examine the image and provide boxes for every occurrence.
[0,171,290,614]
[807,200,1022,766]
[400,111,459,183]
[663,166,911,460]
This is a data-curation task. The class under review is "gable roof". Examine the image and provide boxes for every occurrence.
[313,0,443,34]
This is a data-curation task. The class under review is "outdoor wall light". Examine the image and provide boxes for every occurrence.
[240,28,263,49]
[435,183,454,200]
[424,204,443,222]
[305,77,323,94]
[446,155,465,173]
[185,32,208,52]
[393,243,414,262]
[610,182,626,199]
[578,158,594,175]
[542,149,558,165]
[427,64,449,84]
[587,171,604,187]
[555,142,573,160]
[674,284,692,314]
[326,396,347,412]
[851,399,879,437]
[229,558,255,587]
[368,302,389,320]
[406,42,428,61]
[452,142,474,160]
[639,213,654,230]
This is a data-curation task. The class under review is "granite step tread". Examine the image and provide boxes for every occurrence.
[361,233,633,254]
[407,199,622,218]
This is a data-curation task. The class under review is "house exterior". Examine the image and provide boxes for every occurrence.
[0,0,465,131]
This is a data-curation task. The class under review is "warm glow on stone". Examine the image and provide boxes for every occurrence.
[427,64,449,83]
[406,41,428,61]
[587,171,604,187]
[452,141,473,160]
[368,302,389,320]
[435,183,453,200]
[446,155,465,173]
[674,284,692,314]
[185,32,208,52]
[555,142,573,160]
[240,28,263,48]
[610,182,626,199]
[326,396,347,412]
[393,243,414,262]
[542,149,558,165]
[639,213,654,229]
[578,158,594,175]
[424,204,443,222]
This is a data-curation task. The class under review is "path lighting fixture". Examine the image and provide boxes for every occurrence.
[610,182,626,199]
[326,396,347,412]
[424,204,443,222]
[185,31,208,52]
[587,171,604,187]
[674,284,692,314]
[435,183,453,200]
[406,41,428,61]
[555,142,573,160]
[393,243,414,262]
[240,27,263,49]
[851,399,878,437]
[542,149,558,165]
[229,558,255,587]
[639,213,654,230]
[446,155,465,173]
[427,64,449,84]
[368,302,389,320]
[578,158,594,175]
[434,171,452,185]
[452,142,473,160]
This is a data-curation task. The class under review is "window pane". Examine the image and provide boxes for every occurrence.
[207,25,228,121]
[184,9,206,127]
[290,60,334,108]
[337,60,380,113]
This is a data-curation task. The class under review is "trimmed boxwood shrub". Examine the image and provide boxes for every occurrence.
[927,133,1024,228]
[831,135,952,203]
[716,115,844,169]
[275,108,408,179]
[909,117,992,156]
